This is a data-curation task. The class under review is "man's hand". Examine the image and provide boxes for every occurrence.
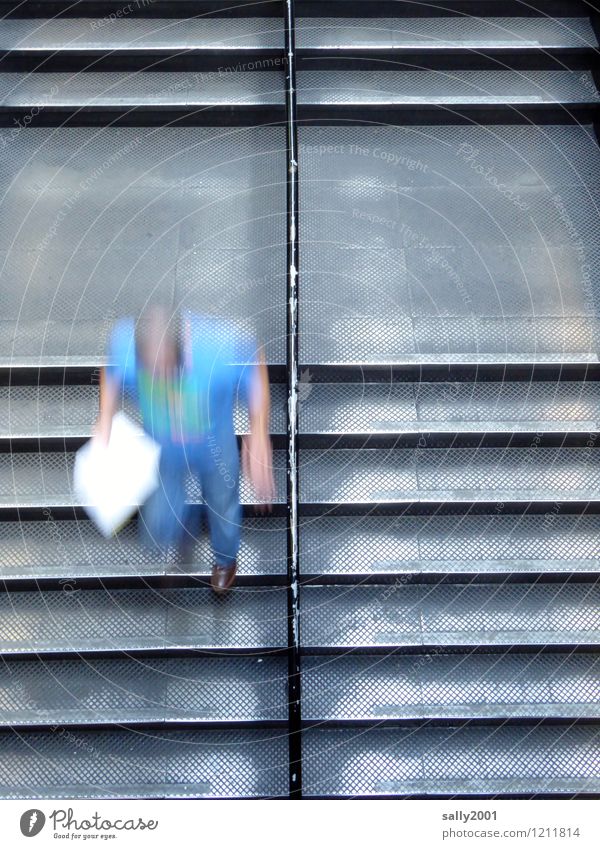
[242,431,275,513]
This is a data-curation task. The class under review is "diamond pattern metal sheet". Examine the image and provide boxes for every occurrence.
[0,449,287,508]
[0,656,287,725]
[299,514,600,576]
[299,124,600,364]
[0,587,287,653]
[0,17,285,51]
[0,125,285,362]
[0,516,286,580]
[303,726,600,796]
[299,381,600,434]
[298,70,599,105]
[0,728,288,798]
[299,448,600,504]
[300,584,600,648]
[302,653,600,720]
[0,71,284,107]
[296,17,597,50]
[0,383,286,438]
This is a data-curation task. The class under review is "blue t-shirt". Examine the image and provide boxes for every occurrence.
[105,312,259,448]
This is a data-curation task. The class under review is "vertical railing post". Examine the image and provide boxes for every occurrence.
[283,0,301,799]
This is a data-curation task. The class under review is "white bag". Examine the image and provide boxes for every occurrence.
[74,411,161,537]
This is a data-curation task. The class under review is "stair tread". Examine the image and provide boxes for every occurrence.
[0,383,287,439]
[300,447,600,504]
[0,70,284,106]
[0,449,287,508]
[0,17,284,51]
[299,514,600,575]
[299,382,600,433]
[298,70,600,105]
[0,517,287,580]
[296,16,597,50]
[300,584,600,648]
[0,587,287,653]
[302,653,600,720]
[0,727,288,798]
[0,655,287,725]
[303,726,600,796]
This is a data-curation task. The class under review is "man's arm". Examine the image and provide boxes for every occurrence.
[93,367,119,446]
[242,347,275,511]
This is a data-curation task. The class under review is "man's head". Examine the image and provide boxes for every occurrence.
[134,303,181,376]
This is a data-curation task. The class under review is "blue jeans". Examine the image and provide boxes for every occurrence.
[138,435,241,567]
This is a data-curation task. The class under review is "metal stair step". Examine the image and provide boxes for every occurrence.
[0,727,288,798]
[0,655,287,726]
[299,381,600,435]
[303,726,600,796]
[300,447,600,505]
[302,653,600,721]
[0,17,284,55]
[300,584,600,650]
[299,514,600,578]
[0,517,287,582]
[0,449,287,509]
[0,587,287,655]
[0,70,284,111]
[296,16,597,55]
[0,383,287,439]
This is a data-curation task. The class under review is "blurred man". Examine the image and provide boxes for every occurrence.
[94,304,275,593]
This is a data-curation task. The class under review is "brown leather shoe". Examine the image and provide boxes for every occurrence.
[211,560,237,594]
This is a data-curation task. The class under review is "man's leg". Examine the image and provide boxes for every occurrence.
[198,436,242,593]
[138,447,189,561]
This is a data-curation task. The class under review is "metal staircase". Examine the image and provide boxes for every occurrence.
[0,0,599,798]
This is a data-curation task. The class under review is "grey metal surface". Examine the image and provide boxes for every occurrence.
[302,653,600,720]
[0,728,288,798]
[300,447,600,504]
[0,18,284,52]
[299,514,600,576]
[0,587,287,653]
[303,726,600,796]
[299,381,600,434]
[299,123,600,364]
[0,656,287,725]
[300,584,600,648]
[0,383,286,438]
[0,449,286,508]
[0,125,286,364]
[298,70,600,105]
[0,517,287,580]
[297,17,597,50]
[0,71,284,107]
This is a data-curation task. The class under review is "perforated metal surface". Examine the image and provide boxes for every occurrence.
[303,726,600,796]
[0,449,286,508]
[297,17,597,49]
[0,587,287,653]
[300,584,600,648]
[0,656,287,725]
[0,517,286,580]
[300,448,600,504]
[0,383,286,438]
[0,125,286,363]
[302,653,600,720]
[0,728,288,798]
[0,71,284,107]
[0,17,285,51]
[299,514,600,576]
[299,124,600,364]
[299,381,600,434]
[298,70,600,105]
